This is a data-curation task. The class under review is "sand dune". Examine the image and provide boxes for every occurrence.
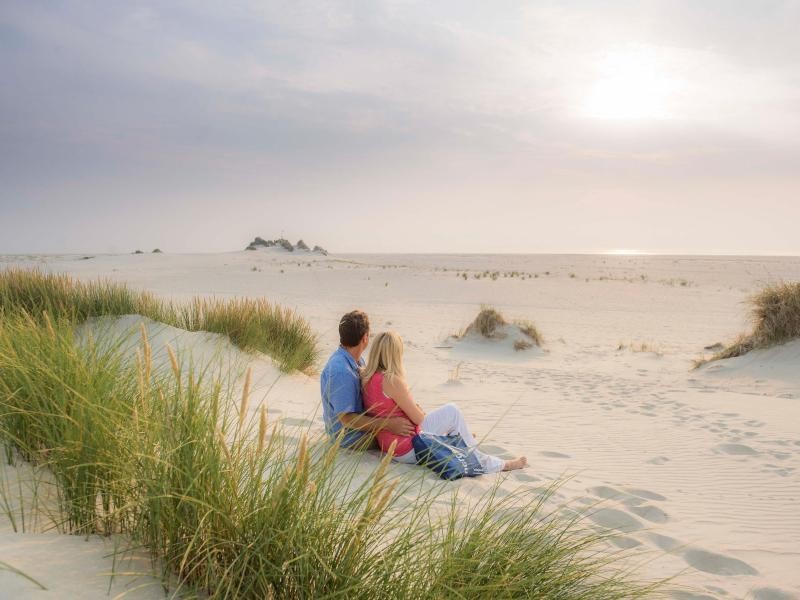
[1,251,799,599]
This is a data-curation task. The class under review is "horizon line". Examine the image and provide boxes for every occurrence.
[1,250,800,258]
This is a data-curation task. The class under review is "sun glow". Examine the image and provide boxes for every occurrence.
[606,249,645,255]
[581,47,680,120]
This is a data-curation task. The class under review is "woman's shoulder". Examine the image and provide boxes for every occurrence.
[381,372,406,395]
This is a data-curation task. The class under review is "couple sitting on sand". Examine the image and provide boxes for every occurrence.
[320,310,527,474]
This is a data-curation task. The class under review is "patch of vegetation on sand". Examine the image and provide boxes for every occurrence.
[617,341,663,356]
[696,281,800,367]
[0,313,660,599]
[459,306,543,350]
[0,268,317,372]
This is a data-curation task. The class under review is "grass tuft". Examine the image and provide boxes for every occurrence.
[699,281,800,366]
[516,320,543,346]
[465,306,508,338]
[461,307,543,348]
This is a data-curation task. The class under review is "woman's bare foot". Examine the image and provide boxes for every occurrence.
[502,456,528,471]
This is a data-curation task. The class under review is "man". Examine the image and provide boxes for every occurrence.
[320,310,415,448]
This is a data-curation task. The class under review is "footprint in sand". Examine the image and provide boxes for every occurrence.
[669,592,717,600]
[629,504,669,523]
[589,485,624,500]
[762,464,794,477]
[682,547,758,576]
[540,451,571,459]
[513,472,540,483]
[479,444,514,459]
[609,536,642,549]
[588,508,643,533]
[752,587,798,600]
[621,496,645,507]
[714,443,758,456]
[704,586,728,596]
[645,533,682,552]
[626,487,667,501]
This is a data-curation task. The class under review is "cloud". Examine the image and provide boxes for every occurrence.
[0,0,798,253]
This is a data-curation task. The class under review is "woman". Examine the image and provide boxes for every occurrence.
[361,331,527,473]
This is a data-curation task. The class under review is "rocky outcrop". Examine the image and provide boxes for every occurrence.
[245,237,328,254]
[245,237,294,251]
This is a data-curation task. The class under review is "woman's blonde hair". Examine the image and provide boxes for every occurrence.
[361,331,405,387]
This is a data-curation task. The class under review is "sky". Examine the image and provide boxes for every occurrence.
[1,1,799,255]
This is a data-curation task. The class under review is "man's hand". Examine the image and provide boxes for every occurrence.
[338,412,415,436]
[384,417,416,436]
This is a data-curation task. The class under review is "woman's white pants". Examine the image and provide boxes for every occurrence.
[393,403,505,474]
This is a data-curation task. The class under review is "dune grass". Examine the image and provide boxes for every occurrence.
[516,319,543,346]
[466,306,508,338]
[462,306,544,347]
[698,281,800,366]
[0,268,317,372]
[0,311,659,599]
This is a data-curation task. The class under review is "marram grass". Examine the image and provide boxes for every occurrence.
[699,281,800,366]
[0,268,317,372]
[0,314,662,599]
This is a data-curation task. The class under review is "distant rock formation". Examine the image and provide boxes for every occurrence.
[152,248,163,253]
[133,249,144,254]
[245,237,328,255]
[245,237,293,251]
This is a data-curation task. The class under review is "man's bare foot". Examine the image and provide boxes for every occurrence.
[502,456,528,471]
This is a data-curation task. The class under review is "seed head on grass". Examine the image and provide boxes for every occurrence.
[43,311,55,339]
[167,345,180,380]
[139,322,152,382]
[257,406,268,454]
[238,367,252,429]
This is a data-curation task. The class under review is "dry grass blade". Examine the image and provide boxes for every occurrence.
[167,345,180,380]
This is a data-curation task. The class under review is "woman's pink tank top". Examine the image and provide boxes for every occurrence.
[363,372,419,457]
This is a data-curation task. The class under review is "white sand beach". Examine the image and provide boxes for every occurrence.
[1,250,799,600]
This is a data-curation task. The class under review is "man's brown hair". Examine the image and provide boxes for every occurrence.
[339,310,370,347]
